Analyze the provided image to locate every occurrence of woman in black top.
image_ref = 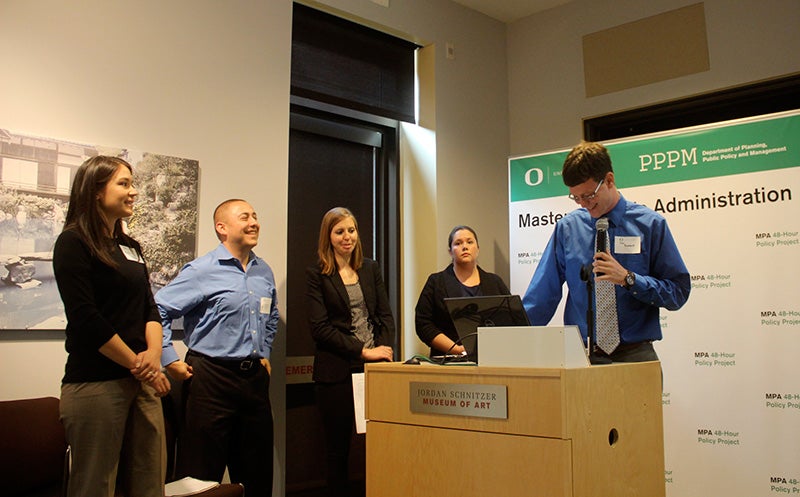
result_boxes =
[53,156,169,497]
[306,207,395,497]
[415,225,510,357]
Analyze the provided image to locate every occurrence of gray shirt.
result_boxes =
[346,282,374,349]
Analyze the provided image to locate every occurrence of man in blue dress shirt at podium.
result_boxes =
[522,141,690,362]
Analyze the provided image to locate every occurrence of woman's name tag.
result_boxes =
[120,244,145,263]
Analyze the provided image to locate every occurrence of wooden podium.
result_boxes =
[364,361,664,497]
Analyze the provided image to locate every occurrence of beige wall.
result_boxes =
[507,0,800,155]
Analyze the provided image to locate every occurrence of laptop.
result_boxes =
[443,294,531,363]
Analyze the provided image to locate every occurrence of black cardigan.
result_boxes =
[414,264,510,356]
[306,258,396,383]
[53,229,160,383]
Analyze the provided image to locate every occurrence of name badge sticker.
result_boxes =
[119,245,144,263]
[615,236,641,254]
[260,297,272,314]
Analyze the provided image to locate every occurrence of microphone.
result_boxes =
[595,217,609,253]
[595,217,609,277]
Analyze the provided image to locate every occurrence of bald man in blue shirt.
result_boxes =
[158,199,279,496]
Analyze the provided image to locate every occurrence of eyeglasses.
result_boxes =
[568,179,604,203]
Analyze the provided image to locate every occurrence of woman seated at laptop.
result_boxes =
[415,225,510,357]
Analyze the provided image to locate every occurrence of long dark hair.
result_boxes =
[317,207,364,275]
[63,155,136,268]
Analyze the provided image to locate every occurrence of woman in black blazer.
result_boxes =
[306,207,395,497]
[415,225,510,357]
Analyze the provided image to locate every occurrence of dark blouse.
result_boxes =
[414,263,510,356]
[306,258,396,383]
[53,229,159,383]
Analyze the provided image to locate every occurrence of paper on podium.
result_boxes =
[477,326,590,368]
[352,372,366,434]
[165,476,220,496]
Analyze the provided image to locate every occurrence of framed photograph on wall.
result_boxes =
[0,127,199,333]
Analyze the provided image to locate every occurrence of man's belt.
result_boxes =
[187,349,260,371]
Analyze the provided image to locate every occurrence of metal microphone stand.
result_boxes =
[581,264,611,365]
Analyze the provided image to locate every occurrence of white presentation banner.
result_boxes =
[508,110,800,497]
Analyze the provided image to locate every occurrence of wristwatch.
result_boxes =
[623,270,635,290]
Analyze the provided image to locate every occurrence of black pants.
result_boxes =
[315,380,361,497]
[179,354,273,496]
[595,340,659,362]
[594,341,663,388]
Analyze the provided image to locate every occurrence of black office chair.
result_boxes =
[0,396,67,497]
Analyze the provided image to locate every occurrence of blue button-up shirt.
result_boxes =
[157,244,280,366]
[522,195,690,344]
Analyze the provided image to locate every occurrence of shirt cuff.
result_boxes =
[161,345,180,367]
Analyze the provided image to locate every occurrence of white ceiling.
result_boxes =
[450,0,574,23]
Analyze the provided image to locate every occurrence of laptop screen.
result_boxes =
[443,295,531,363]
